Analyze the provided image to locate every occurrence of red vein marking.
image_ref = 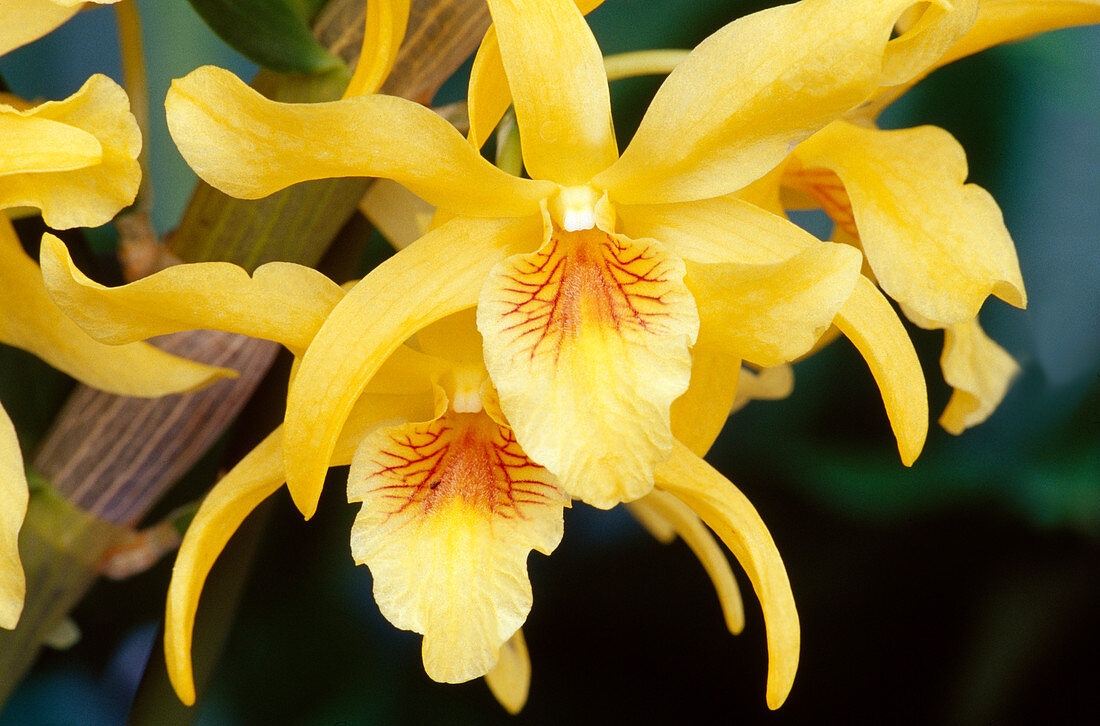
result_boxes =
[362,412,562,525]
[489,227,681,363]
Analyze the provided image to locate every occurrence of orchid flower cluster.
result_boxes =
[2,0,1097,716]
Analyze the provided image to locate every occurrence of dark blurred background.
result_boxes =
[0,1,1097,724]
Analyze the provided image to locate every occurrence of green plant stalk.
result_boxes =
[0,484,131,702]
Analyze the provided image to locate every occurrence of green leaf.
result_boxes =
[185,0,342,74]
[287,0,331,21]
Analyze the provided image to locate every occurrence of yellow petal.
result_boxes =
[593,0,933,205]
[730,364,795,415]
[833,276,928,465]
[938,0,1100,70]
[617,196,814,265]
[625,497,676,544]
[414,307,486,368]
[343,0,411,98]
[359,178,435,250]
[484,0,617,184]
[634,489,745,635]
[670,332,739,457]
[794,120,1026,324]
[165,429,285,706]
[348,410,566,683]
[0,115,100,175]
[0,75,140,228]
[687,243,864,368]
[878,0,978,86]
[0,224,231,397]
[938,317,1020,434]
[466,27,515,152]
[0,0,102,55]
[166,66,554,216]
[478,225,698,508]
[655,441,799,710]
[360,343,447,399]
[737,162,792,216]
[0,404,28,630]
[866,1,1100,114]
[284,215,542,519]
[467,0,605,150]
[165,379,435,704]
[484,629,531,715]
[40,234,344,357]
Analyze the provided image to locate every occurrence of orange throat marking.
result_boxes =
[494,226,679,362]
[786,167,860,240]
[364,412,560,521]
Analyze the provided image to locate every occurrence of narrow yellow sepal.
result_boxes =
[669,334,739,458]
[937,0,1100,71]
[165,428,285,706]
[467,0,605,150]
[358,178,434,251]
[343,0,410,98]
[0,404,28,630]
[0,74,140,229]
[484,630,532,714]
[0,224,232,398]
[833,276,929,465]
[867,1,1100,115]
[625,498,676,544]
[165,376,438,704]
[41,234,345,357]
[655,442,800,710]
[730,365,795,416]
[593,0,932,205]
[484,0,617,184]
[879,0,978,86]
[466,27,513,152]
[633,490,746,635]
[166,66,554,217]
[283,215,542,519]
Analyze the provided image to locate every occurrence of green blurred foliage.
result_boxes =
[185,0,340,73]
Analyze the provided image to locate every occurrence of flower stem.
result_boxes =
[114,0,151,214]
[603,49,689,82]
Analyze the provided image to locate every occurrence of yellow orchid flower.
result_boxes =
[0,0,121,56]
[159,0,956,522]
[871,0,1100,113]
[41,244,798,709]
[0,74,233,629]
[753,0,1099,434]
